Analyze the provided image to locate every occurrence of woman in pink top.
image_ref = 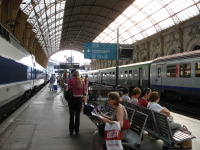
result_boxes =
[66,70,86,136]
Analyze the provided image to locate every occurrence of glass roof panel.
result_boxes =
[121,32,131,41]
[123,20,134,29]
[94,0,199,44]
[129,26,140,35]
[123,5,135,18]
[139,19,153,30]
[144,0,162,14]
[125,38,133,44]
[115,15,128,24]
[108,22,118,30]
[20,0,66,57]
[145,26,157,36]
[159,18,175,29]
[132,11,146,23]
[151,9,170,24]
[134,0,149,8]
[134,33,143,41]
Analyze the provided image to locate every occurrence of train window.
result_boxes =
[129,70,133,78]
[112,72,115,78]
[157,68,161,77]
[102,73,105,79]
[195,62,200,77]
[133,70,138,78]
[105,73,107,79]
[124,71,128,78]
[179,63,191,78]
[143,69,146,77]
[167,65,176,77]
[120,71,123,78]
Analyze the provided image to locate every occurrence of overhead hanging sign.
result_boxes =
[84,42,117,60]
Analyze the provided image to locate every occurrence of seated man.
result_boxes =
[147,91,182,132]
[121,88,130,102]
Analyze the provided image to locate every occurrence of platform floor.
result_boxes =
[0,85,199,150]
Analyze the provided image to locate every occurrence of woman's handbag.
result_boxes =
[178,125,192,148]
[104,121,123,150]
[178,139,192,148]
[83,104,95,116]
[121,119,130,130]
[64,79,73,101]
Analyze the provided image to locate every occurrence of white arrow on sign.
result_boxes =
[87,49,90,52]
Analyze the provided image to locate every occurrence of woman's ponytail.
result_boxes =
[72,71,83,89]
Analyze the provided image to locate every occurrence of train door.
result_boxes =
[97,72,100,83]
[100,72,103,84]
[138,68,143,87]
[155,65,162,86]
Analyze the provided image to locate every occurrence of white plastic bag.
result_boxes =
[104,121,123,150]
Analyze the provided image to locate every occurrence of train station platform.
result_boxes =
[0,85,199,150]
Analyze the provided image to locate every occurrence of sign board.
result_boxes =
[57,63,80,69]
[54,65,60,69]
[119,48,134,60]
[84,42,117,60]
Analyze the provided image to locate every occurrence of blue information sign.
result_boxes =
[84,42,117,60]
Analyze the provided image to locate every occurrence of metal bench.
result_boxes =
[124,106,135,123]
[122,111,148,149]
[121,102,196,150]
[140,106,159,137]
[153,111,196,150]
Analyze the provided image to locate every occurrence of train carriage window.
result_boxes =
[133,70,138,78]
[120,71,123,79]
[195,62,200,77]
[107,72,110,79]
[124,71,128,78]
[179,63,191,78]
[167,65,176,77]
[129,70,133,78]
[157,68,161,77]
[104,73,107,79]
[112,72,115,78]
[143,68,146,77]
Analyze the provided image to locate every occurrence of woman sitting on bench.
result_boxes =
[147,91,182,133]
[89,92,129,150]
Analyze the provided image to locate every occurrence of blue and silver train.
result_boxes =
[0,24,48,109]
[81,50,200,104]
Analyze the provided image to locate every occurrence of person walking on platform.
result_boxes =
[66,70,86,136]
[49,74,55,91]
[137,87,151,108]
[84,75,89,95]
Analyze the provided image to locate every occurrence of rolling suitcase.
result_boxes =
[53,85,58,91]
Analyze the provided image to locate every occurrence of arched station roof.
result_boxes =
[1,0,199,67]
[20,0,134,58]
